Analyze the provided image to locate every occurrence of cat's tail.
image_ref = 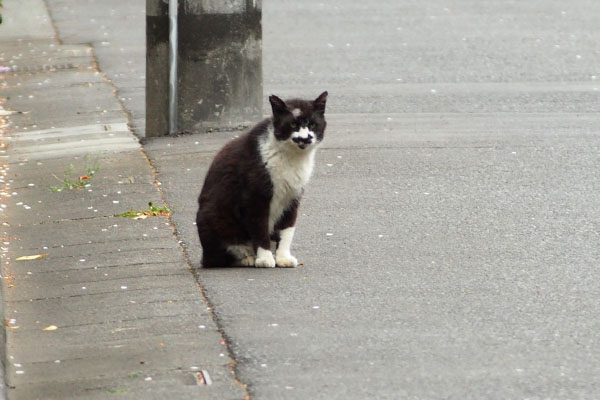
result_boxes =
[201,246,236,268]
[197,206,238,267]
[197,218,236,268]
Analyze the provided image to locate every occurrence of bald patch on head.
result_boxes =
[292,108,301,117]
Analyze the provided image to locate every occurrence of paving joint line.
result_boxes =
[25,246,179,261]
[8,285,195,302]
[13,297,187,310]
[11,313,200,332]
[15,235,176,251]
[11,272,189,285]
[42,0,66,46]
[34,215,114,225]
[10,261,183,275]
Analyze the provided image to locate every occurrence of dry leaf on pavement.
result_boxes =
[43,325,58,331]
[16,254,48,261]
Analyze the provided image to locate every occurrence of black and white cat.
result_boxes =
[196,91,328,268]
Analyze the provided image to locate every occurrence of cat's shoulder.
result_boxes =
[247,118,273,139]
[227,118,271,146]
[211,119,272,170]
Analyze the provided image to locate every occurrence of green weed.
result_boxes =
[106,387,126,394]
[116,202,172,218]
[50,155,100,192]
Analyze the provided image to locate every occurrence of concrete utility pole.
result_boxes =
[146,0,262,137]
[146,0,170,137]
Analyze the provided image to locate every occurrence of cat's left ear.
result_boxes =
[313,91,328,114]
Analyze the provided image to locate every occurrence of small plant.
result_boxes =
[106,387,126,394]
[116,202,172,219]
[50,155,100,192]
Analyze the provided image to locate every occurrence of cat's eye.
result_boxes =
[308,122,316,129]
[290,122,298,129]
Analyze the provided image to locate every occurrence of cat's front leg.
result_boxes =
[274,202,299,268]
[275,227,298,268]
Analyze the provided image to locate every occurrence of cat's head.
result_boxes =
[268,91,328,151]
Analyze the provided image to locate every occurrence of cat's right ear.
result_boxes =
[269,95,288,116]
[313,91,328,114]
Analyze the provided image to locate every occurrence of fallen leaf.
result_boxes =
[16,254,48,261]
[43,325,58,331]
[0,109,20,116]
[79,175,89,181]
[133,214,148,220]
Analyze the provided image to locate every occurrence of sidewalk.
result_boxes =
[0,1,244,398]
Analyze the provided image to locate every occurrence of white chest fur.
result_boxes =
[259,131,316,232]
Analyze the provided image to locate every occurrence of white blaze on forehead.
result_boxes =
[292,108,301,117]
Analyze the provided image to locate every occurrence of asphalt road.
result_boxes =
[47,0,600,398]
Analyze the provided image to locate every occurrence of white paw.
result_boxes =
[255,248,276,268]
[276,252,298,268]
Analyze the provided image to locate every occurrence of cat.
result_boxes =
[196,91,328,268]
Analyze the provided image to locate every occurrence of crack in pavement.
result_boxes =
[9,312,201,332]
[7,284,195,302]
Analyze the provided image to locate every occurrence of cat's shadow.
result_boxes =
[195,263,298,271]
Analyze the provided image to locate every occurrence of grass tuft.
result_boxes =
[116,202,172,218]
[50,155,100,192]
